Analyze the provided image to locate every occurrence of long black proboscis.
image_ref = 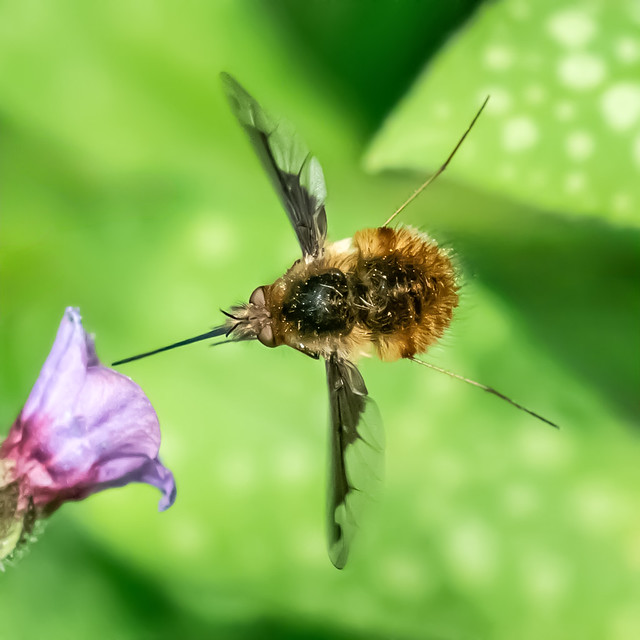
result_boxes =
[112,326,228,366]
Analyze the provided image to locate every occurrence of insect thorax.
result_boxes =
[281,270,356,336]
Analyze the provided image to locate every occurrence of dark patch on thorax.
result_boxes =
[282,269,356,336]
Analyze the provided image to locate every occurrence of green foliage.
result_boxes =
[0,1,638,639]
[366,0,640,225]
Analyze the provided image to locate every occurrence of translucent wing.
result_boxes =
[325,354,385,569]
[221,73,328,258]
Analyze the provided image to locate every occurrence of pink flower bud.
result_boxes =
[1,308,175,564]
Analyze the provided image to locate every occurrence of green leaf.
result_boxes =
[365,0,640,226]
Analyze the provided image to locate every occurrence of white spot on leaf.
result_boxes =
[564,171,586,193]
[517,427,572,468]
[547,8,596,48]
[480,87,512,115]
[615,37,640,63]
[633,134,640,171]
[274,444,312,483]
[566,130,595,161]
[484,44,514,70]
[571,481,630,534]
[558,53,606,90]
[502,116,539,151]
[521,550,570,606]
[447,519,497,585]
[600,83,640,131]
[191,214,237,265]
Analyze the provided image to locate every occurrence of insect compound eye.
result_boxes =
[257,323,275,348]
[249,286,266,306]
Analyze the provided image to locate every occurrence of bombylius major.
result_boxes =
[114,74,557,569]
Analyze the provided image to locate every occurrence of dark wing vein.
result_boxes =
[221,73,327,258]
[325,354,384,569]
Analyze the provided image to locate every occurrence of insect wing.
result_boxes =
[325,355,384,568]
[221,73,327,258]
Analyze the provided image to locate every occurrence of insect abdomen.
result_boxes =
[353,227,459,361]
[355,258,427,333]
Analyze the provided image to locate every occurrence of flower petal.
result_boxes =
[2,308,176,513]
[21,307,88,425]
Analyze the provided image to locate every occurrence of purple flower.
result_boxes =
[1,308,175,561]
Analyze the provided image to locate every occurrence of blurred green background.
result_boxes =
[1,1,639,639]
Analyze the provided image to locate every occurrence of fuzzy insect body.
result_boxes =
[234,226,458,363]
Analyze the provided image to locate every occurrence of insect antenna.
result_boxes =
[409,357,559,429]
[112,325,229,366]
[383,95,490,227]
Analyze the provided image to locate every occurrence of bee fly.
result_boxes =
[114,73,558,569]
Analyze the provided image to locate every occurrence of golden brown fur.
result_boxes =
[261,226,458,362]
[353,227,458,360]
